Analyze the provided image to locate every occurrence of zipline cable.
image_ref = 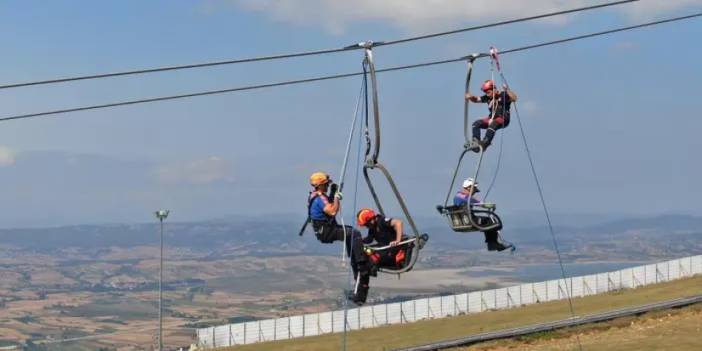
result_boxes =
[505,75,584,350]
[1,11,700,122]
[0,0,640,90]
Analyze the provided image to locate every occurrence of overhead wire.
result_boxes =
[0,0,640,91]
[1,11,700,122]
[377,0,639,47]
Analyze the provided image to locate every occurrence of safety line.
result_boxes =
[343,73,368,351]
[512,100,583,351]
[0,0,639,90]
[1,11,700,122]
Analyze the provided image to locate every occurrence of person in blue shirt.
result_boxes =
[466,80,517,152]
[454,178,511,252]
[305,171,371,305]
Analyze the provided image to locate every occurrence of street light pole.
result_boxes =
[154,209,170,351]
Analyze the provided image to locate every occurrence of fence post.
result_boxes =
[454,294,458,315]
[400,302,407,324]
[212,327,215,348]
[386,303,389,325]
[519,284,523,306]
[440,296,444,317]
[532,283,536,303]
[667,260,671,281]
[244,322,247,344]
[274,318,277,340]
[413,299,417,321]
[229,324,233,346]
[466,292,470,313]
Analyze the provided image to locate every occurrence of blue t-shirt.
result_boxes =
[453,191,479,207]
[309,192,331,220]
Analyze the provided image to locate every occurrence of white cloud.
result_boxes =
[156,156,235,185]
[0,146,16,167]
[226,0,702,34]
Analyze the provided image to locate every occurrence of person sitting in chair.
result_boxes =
[454,178,512,252]
[356,208,411,272]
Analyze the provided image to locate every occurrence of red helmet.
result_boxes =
[357,208,377,226]
[481,80,495,92]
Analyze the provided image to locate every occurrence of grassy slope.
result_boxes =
[218,275,702,351]
[458,302,702,350]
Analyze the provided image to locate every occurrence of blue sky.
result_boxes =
[0,1,700,227]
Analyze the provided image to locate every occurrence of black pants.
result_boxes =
[473,216,502,244]
[472,116,509,145]
[312,221,370,288]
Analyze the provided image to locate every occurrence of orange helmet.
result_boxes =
[357,208,377,226]
[310,172,330,187]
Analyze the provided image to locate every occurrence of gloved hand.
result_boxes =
[335,191,343,201]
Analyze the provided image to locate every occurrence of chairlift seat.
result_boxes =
[364,233,429,274]
[438,204,502,232]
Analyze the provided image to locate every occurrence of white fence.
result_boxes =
[196,255,702,348]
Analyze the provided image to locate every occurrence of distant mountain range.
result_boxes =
[0,214,699,257]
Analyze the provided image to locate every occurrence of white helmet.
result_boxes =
[462,178,478,188]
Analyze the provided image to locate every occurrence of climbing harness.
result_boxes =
[357,42,429,274]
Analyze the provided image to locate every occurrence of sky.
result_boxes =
[0,0,701,227]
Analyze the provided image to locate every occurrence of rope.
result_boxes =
[0,0,640,91]
[336,76,366,265]
[342,76,367,351]
[504,72,583,349]
[482,132,504,200]
[2,11,700,122]
[483,50,506,200]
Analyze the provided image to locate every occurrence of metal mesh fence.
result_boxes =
[197,255,702,348]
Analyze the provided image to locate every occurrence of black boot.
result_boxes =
[348,283,369,306]
[467,137,481,153]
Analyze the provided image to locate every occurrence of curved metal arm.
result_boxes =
[443,148,469,208]
[363,163,420,237]
[464,57,475,145]
[443,54,482,208]
[364,48,381,166]
[358,44,424,275]
[366,237,417,251]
